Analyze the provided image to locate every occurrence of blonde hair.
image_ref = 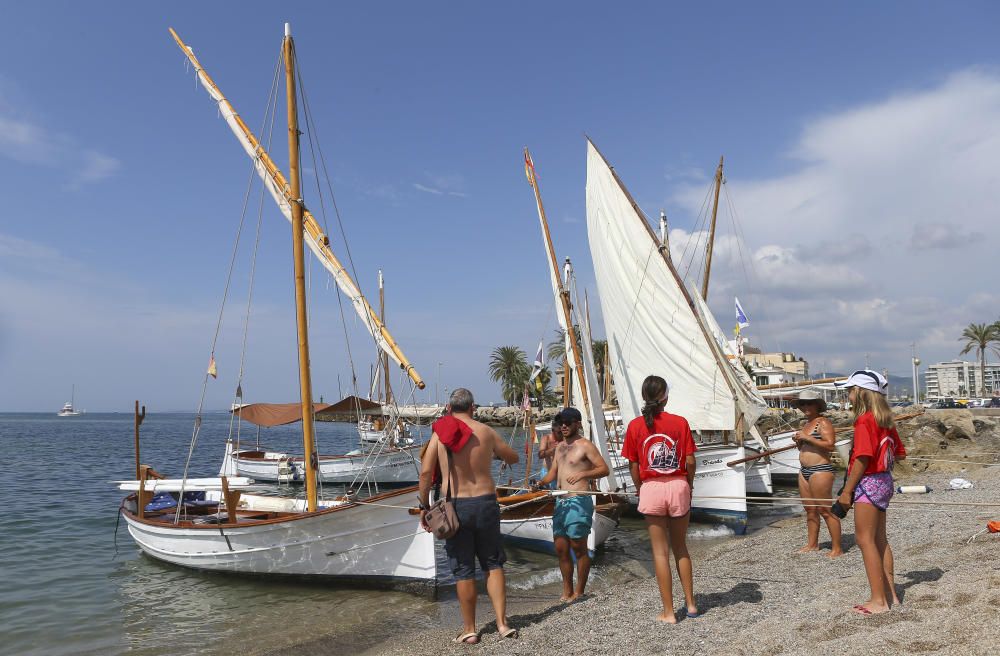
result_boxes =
[852,387,895,429]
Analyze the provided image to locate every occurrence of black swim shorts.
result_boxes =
[444,493,506,581]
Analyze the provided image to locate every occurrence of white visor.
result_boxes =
[834,369,888,394]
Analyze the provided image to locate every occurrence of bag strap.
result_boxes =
[437,438,457,501]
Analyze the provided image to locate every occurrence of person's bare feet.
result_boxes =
[560,594,579,603]
[852,603,890,615]
[827,549,844,559]
[656,611,678,624]
[797,545,820,553]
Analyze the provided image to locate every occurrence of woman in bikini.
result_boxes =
[791,389,842,557]
[834,370,907,615]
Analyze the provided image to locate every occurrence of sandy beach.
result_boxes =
[255,410,1000,656]
[359,469,999,656]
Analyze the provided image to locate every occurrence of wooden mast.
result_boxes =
[524,148,597,435]
[167,28,426,392]
[379,270,392,405]
[701,156,724,301]
[134,400,146,479]
[522,384,536,489]
[284,24,318,512]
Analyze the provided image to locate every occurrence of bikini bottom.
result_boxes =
[800,463,836,481]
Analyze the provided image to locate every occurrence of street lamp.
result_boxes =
[911,343,921,404]
[436,362,442,406]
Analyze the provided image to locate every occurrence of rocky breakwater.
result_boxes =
[473,406,561,427]
[895,408,1000,477]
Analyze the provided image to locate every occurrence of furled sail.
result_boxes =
[169,29,424,389]
[586,140,739,431]
[526,150,612,491]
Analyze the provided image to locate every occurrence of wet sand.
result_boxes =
[363,468,1000,656]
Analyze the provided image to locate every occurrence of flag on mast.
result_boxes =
[735,297,750,329]
[207,355,218,379]
[524,150,536,186]
[529,341,544,382]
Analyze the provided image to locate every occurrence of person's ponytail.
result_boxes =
[640,375,668,429]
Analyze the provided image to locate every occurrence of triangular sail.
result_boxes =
[586,140,738,431]
[169,29,424,390]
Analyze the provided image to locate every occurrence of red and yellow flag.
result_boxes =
[524,150,536,186]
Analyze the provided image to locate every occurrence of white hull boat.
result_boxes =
[497,491,622,555]
[229,443,423,485]
[122,486,435,582]
[766,430,853,484]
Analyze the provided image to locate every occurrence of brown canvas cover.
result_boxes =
[232,402,334,427]
[321,395,382,414]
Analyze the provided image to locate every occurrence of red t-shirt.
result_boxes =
[849,412,906,475]
[622,412,698,481]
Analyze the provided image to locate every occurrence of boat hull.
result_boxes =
[767,430,853,484]
[121,489,435,582]
[231,446,422,485]
[498,498,621,556]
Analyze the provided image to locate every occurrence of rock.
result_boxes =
[927,409,977,438]
[944,425,971,441]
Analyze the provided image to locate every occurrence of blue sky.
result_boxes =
[2,2,1000,411]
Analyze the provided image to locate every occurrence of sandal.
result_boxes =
[453,632,480,644]
[852,605,874,616]
[499,627,519,639]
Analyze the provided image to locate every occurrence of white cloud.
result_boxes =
[665,70,1000,376]
[0,85,119,190]
[413,182,443,195]
[413,172,468,198]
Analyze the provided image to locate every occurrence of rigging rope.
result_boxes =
[174,45,284,525]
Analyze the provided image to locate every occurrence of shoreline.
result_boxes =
[266,466,1000,656]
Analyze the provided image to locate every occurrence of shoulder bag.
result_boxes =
[424,439,460,539]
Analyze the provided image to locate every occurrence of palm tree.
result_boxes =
[489,346,530,406]
[959,322,1000,397]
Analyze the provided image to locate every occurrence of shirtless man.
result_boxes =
[418,388,519,644]
[533,407,610,602]
[536,415,563,486]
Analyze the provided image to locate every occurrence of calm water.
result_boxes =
[0,412,801,656]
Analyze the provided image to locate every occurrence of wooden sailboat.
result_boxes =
[496,150,625,555]
[585,140,771,533]
[117,25,435,582]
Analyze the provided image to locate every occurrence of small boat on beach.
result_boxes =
[496,149,628,555]
[117,24,434,584]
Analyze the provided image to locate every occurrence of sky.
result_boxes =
[2,2,1000,411]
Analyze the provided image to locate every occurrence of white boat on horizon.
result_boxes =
[57,385,83,417]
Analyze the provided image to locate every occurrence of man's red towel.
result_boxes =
[433,415,473,453]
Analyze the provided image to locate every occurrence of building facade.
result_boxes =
[925,360,1000,398]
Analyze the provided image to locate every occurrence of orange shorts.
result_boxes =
[638,477,691,517]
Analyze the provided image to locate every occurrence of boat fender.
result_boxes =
[896,485,932,494]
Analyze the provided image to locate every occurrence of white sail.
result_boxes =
[572,297,614,492]
[585,141,737,430]
[171,33,422,388]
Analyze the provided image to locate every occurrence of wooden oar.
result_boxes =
[727,409,925,467]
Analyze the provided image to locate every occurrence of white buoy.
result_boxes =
[896,485,932,494]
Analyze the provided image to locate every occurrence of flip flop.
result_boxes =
[500,627,519,639]
[686,610,702,619]
[852,605,874,616]
[453,632,480,644]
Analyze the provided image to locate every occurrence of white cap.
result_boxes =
[834,369,888,394]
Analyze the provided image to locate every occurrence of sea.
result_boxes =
[0,412,802,656]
